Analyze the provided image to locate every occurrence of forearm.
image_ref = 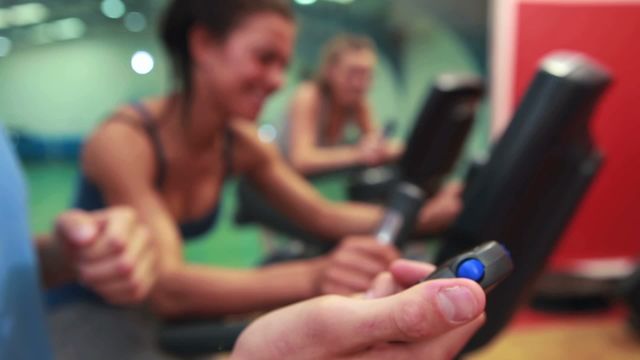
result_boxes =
[309,196,459,242]
[291,146,364,175]
[319,195,463,240]
[35,234,74,289]
[314,201,385,239]
[150,257,327,318]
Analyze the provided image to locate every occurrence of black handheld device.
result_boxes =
[422,241,514,292]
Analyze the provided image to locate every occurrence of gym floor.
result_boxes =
[26,162,639,359]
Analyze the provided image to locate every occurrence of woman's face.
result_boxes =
[199,13,295,120]
[328,48,376,107]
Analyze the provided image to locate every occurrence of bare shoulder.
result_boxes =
[82,109,155,185]
[229,120,282,174]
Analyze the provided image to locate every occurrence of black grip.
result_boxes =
[438,52,612,354]
[376,74,484,245]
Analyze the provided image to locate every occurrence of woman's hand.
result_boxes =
[55,207,157,305]
[317,236,400,295]
[357,133,386,166]
[358,134,402,166]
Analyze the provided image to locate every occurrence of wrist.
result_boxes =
[417,206,432,231]
[308,256,330,297]
[357,146,378,166]
[37,234,75,287]
[51,234,76,279]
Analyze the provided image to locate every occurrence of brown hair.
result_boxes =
[160,0,294,101]
[316,33,376,92]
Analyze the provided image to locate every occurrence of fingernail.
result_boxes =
[70,224,98,244]
[436,286,479,324]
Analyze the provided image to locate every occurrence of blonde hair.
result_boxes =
[316,34,376,92]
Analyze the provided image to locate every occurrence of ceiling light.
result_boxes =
[131,50,154,75]
[124,12,146,32]
[10,3,49,26]
[0,9,10,29]
[101,0,126,19]
[258,124,278,143]
[49,18,86,41]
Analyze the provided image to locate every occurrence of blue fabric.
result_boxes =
[73,175,222,240]
[0,124,53,360]
[45,282,104,309]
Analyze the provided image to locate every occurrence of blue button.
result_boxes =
[456,259,485,282]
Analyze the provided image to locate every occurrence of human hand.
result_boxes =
[381,139,404,161]
[233,259,485,359]
[358,134,388,166]
[55,207,156,305]
[318,236,400,295]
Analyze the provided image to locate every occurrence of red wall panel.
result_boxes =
[513,3,640,265]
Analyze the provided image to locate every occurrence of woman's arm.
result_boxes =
[236,121,389,239]
[355,100,404,163]
[354,100,378,138]
[36,207,156,304]
[153,259,326,317]
[36,233,75,288]
[288,83,372,175]
[236,121,461,240]
[83,122,328,318]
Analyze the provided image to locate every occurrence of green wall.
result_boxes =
[0,31,168,135]
[395,14,490,175]
[0,10,487,161]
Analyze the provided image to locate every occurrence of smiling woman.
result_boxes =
[159,0,295,121]
[46,0,454,357]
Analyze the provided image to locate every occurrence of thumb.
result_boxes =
[337,278,485,349]
[56,210,100,247]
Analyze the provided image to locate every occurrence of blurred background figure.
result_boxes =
[285,33,402,176]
